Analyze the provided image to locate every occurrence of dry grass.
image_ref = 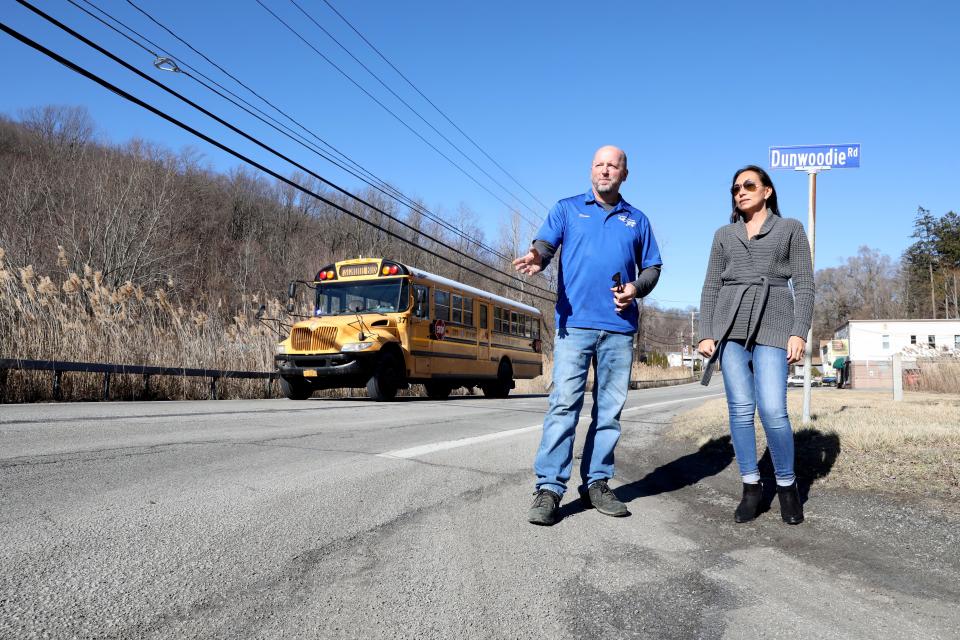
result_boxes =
[0,248,278,402]
[672,389,960,502]
[909,358,960,394]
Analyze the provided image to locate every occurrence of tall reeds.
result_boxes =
[909,357,960,394]
[0,248,277,402]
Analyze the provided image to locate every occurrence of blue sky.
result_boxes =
[2,0,959,310]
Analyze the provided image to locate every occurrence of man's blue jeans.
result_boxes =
[719,339,796,485]
[534,328,634,496]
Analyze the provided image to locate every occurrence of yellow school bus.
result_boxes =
[275,257,544,401]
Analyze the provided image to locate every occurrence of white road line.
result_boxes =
[621,392,724,414]
[377,391,724,460]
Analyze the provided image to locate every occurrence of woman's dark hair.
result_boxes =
[730,164,780,222]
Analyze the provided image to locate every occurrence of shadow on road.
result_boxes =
[559,428,841,520]
[757,428,841,507]
[617,435,736,505]
[557,436,736,519]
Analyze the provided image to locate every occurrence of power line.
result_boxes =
[286,0,545,222]
[0,12,555,306]
[76,0,536,277]
[69,0,527,274]
[317,0,551,213]
[251,0,545,230]
[53,0,555,300]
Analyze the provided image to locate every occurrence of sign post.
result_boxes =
[770,143,860,424]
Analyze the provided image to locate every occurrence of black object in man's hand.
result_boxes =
[612,272,623,293]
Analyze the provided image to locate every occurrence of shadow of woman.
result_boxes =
[757,428,841,508]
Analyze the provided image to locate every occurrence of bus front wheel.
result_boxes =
[367,351,403,401]
[280,376,314,400]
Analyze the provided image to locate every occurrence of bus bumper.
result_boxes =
[274,353,369,378]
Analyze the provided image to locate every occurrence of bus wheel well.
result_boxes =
[482,358,513,398]
[366,343,406,401]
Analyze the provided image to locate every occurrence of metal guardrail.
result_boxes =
[1,358,701,401]
[0,358,275,401]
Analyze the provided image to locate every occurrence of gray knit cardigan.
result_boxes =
[698,212,815,358]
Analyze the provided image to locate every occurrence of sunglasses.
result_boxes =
[730,180,761,196]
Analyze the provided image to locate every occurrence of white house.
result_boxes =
[834,319,960,389]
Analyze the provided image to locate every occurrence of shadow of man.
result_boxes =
[558,435,736,518]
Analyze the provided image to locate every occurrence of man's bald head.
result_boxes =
[591,145,628,203]
[593,145,627,171]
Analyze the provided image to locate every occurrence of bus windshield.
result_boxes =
[315,279,409,316]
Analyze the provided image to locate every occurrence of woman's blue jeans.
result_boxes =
[719,339,796,485]
[534,328,633,496]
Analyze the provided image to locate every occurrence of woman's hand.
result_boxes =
[698,339,716,358]
[786,336,806,364]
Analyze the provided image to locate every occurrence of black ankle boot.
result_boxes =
[777,481,804,525]
[734,482,763,523]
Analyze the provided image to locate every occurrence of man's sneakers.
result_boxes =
[528,480,629,525]
[527,488,561,526]
[579,479,629,517]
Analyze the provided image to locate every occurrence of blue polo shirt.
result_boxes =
[536,190,662,333]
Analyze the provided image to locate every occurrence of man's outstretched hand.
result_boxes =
[512,247,543,275]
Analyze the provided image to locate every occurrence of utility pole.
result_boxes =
[799,167,823,425]
[690,310,697,377]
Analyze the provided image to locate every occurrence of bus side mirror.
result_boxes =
[286,282,297,313]
[414,288,426,317]
[255,304,266,320]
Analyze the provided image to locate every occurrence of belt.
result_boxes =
[700,276,789,386]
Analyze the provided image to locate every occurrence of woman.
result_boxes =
[697,165,814,525]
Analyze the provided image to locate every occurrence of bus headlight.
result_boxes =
[276,343,287,354]
[341,342,374,352]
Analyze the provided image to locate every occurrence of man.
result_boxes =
[513,145,662,526]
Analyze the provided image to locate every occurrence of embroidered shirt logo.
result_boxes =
[618,214,637,228]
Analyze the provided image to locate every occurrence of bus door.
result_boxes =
[410,284,432,375]
[478,302,490,362]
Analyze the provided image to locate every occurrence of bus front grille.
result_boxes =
[291,326,338,351]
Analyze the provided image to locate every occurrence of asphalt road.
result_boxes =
[1,381,958,639]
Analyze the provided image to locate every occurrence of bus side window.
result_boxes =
[480,304,488,329]
[510,311,519,335]
[451,294,463,324]
[494,307,502,332]
[435,289,451,321]
[413,285,430,318]
[464,297,474,327]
